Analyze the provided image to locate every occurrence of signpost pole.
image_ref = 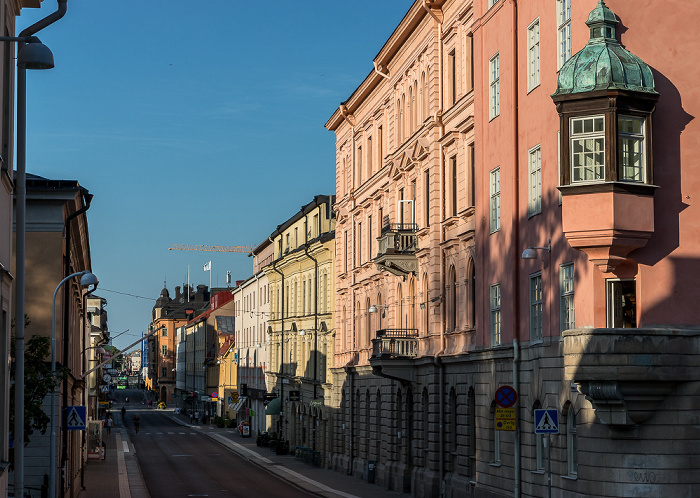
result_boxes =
[547,433,552,498]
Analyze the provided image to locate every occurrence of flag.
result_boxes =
[203,261,211,271]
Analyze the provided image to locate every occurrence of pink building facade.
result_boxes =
[327,1,700,497]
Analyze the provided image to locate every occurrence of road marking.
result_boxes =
[171,454,193,457]
[122,441,129,453]
[179,432,186,434]
[168,432,175,434]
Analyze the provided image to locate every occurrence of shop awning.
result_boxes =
[265,397,281,416]
[231,397,247,414]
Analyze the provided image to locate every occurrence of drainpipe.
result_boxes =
[14,3,67,496]
[513,339,521,498]
[271,258,285,438]
[373,61,390,80]
[62,188,92,496]
[303,244,318,403]
[507,1,521,496]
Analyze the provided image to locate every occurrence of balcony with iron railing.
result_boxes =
[374,221,419,277]
[369,328,419,383]
[371,328,419,358]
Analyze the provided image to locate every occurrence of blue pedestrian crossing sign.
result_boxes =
[66,406,87,431]
[534,409,559,434]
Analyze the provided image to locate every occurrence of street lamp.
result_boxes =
[521,240,551,260]
[6,30,60,497]
[49,271,98,498]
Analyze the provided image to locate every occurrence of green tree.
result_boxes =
[9,316,66,467]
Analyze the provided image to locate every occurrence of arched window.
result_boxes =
[397,283,404,329]
[408,87,413,132]
[567,404,578,476]
[377,293,384,330]
[423,69,430,118]
[355,301,361,350]
[421,72,427,122]
[413,80,418,130]
[365,297,372,347]
[401,94,406,142]
[396,99,402,143]
[408,279,416,329]
[449,265,458,331]
[422,274,429,335]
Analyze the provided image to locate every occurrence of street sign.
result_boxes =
[66,406,87,431]
[495,385,517,408]
[211,391,218,400]
[495,407,516,431]
[534,409,559,434]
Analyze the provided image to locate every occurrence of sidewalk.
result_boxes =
[80,410,149,498]
[170,412,407,498]
[82,408,407,498]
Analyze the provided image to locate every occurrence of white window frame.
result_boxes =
[490,167,501,233]
[527,18,540,91]
[618,115,646,182]
[489,53,500,120]
[606,279,637,328]
[560,263,575,332]
[557,0,572,69]
[528,145,541,216]
[530,272,543,341]
[570,115,605,183]
[490,283,501,346]
[488,0,498,8]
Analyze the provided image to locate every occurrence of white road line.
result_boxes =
[122,441,130,453]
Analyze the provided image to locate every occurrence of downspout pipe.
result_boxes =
[513,339,521,498]
[506,1,521,496]
[303,244,319,403]
[62,188,92,494]
[14,3,67,496]
[271,259,285,438]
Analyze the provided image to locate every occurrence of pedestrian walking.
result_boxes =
[189,412,194,424]
[195,411,200,424]
[105,416,113,437]
[133,414,140,434]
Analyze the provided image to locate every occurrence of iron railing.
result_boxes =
[372,328,419,358]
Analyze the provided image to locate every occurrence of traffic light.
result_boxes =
[240,383,248,397]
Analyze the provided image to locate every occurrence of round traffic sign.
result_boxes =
[495,385,517,408]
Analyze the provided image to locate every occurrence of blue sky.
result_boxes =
[19,1,411,351]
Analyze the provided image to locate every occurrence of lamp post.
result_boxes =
[3,32,58,497]
[49,271,98,498]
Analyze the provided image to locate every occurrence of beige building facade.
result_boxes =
[264,195,336,459]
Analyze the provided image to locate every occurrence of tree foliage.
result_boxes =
[9,316,66,467]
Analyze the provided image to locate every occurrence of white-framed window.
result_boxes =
[528,145,541,216]
[490,168,501,233]
[571,115,605,182]
[489,0,498,8]
[490,283,501,345]
[618,115,646,182]
[527,18,540,91]
[557,0,572,69]
[530,273,543,341]
[489,53,500,119]
[560,263,575,332]
[607,279,637,328]
[567,408,578,476]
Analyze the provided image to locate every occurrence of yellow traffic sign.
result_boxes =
[495,407,516,431]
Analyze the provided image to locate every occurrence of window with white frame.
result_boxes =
[527,19,540,91]
[489,53,500,119]
[489,0,498,8]
[528,145,541,216]
[530,273,543,341]
[567,408,578,475]
[557,0,572,69]
[490,168,501,232]
[490,283,501,345]
[618,116,646,182]
[571,115,605,182]
[560,263,575,332]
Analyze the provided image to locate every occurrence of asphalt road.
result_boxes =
[116,390,314,498]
